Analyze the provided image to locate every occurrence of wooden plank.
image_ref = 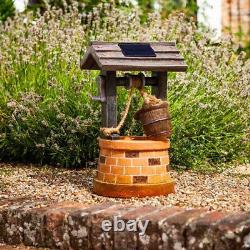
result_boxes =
[99,57,183,61]
[100,58,186,67]
[115,76,158,86]
[92,44,179,53]
[81,47,102,69]
[101,71,117,128]
[91,41,176,46]
[96,51,183,60]
[152,72,168,100]
[101,64,187,72]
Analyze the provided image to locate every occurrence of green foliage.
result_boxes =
[160,0,198,18]
[0,0,15,22]
[0,3,249,169]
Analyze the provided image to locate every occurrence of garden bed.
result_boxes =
[0,163,249,212]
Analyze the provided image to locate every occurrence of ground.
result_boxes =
[0,244,48,249]
[0,163,249,212]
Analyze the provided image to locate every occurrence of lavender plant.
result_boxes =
[0,3,249,169]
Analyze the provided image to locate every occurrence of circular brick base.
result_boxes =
[94,136,175,198]
[93,179,175,198]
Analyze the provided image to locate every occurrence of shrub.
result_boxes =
[0,3,249,169]
[0,0,15,22]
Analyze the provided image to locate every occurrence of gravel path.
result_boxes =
[0,243,48,249]
[0,163,249,212]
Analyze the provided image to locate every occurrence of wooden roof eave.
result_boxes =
[80,41,188,72]
[80,46,103,70]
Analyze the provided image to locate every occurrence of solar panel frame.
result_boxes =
[118,43,156,57]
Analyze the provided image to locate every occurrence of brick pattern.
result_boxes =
[96,148,171,185]
[0,199,249,250]
[222,0,250,45]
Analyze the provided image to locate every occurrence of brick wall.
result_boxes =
[222,0,250,45]
[1,198,250,249]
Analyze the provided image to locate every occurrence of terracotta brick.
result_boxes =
[116,175,132,184]
[100,148,111,157]
[117,158,131,166]
[96,171,104,181]
[125,151,139,158]
[104,173,116,183]
[139,151,154,158]
[154,150,168,157]
[111,165,124,175]
[161,174,172,183]
[133,176,148,184]
[132,158,148,166]
[141,166,156,175]
[148,175,162,184]
[106,157,117,165]
[161,156,169,165]
[124,166,141,175]
[111,150,125,157]
[155,165,166,174]
[99,164,110,173]
[148,158,161,165]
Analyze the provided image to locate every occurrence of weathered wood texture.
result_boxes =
[101,71,117,127]
[116,76,157,87]
[152,72,168,100]
[81,42,187,72]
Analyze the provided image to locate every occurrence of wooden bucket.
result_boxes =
[134,102,172,139]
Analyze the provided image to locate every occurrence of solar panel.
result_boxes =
[118,43,156,57]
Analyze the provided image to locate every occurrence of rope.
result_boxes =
[100,87,134,137]
[100,86,166,137]
[140,88,166,108]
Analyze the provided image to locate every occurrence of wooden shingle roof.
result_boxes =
[80,41,187,72]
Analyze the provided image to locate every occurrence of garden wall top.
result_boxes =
[80,41,188,72]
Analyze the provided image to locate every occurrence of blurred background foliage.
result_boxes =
[23,0,199,20]
[0,0,249,170]
[0,0,15,22]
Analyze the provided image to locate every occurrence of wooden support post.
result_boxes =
[101,71,117,128]
[151,72,168,100]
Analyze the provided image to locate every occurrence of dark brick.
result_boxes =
[0,198,32,243]
[15,201,84,248]
[166,165,170,172]
[89,204,135,250]
[1,199,250,250]
[138,207,184,250]
[125,151,139,158]
[236,219,250,249]
[213,212,250,250]
[4,200,41,245]
[161,208,208,250]
[148,158,160,165]
[186,211,229,250]
[114,206,156,250]
[0,200,15,243]
[133,176,148,184]
[99,156,106,164]
[65,203,115,250]
[21,206,49,247]
[44,204,87,249]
